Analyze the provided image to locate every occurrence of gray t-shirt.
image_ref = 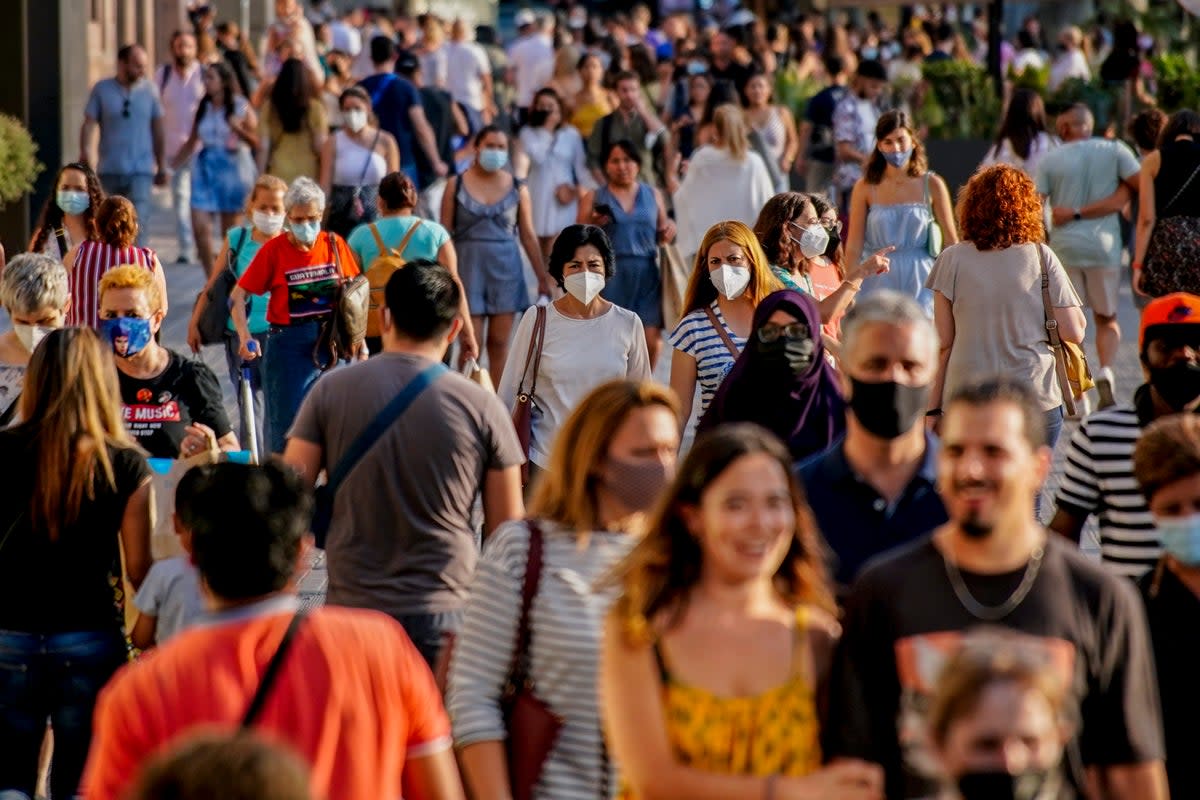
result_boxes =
[1034,138,1140,269]
[289,352,524,617]
[132,556,204,645]
[84,77,164,176]
[926,242,1081,411]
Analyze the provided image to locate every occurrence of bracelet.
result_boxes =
[1132,262,1143,272]
[763,774,778,800]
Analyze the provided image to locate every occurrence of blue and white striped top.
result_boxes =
[668,301,747,421]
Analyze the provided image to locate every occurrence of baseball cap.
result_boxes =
[514,9,536,28]
[1140,292,1200,350]
[395,49,420,75]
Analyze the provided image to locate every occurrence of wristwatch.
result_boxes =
[1072,209,1082,221]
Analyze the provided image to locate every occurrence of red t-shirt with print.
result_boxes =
[237,232,360,327]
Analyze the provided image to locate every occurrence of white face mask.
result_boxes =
[564,271,606,304]
[252,210,285,236]
[709,263,751,300]
[344,109,368,132]
[12,323,53,354]
[795,224,830,260]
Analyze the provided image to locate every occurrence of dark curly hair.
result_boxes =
[96,196,140,248]
[29,163,105,254]
[957,164,1044,251]
[752,192,812,268]
[864,109,928,184]
[547,224,615,289]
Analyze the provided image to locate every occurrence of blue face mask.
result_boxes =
[289,220,321,246]
[57,189,90,216]
[1157,514,1200,566]
[860,46,879,61]
[686,60,709,75]
[478,148,509,172]
[882,147,913,168]
[99,316,153,358]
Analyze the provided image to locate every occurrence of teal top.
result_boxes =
[225,227,269,335]
[346,215,452,270]
[772,264,814,295]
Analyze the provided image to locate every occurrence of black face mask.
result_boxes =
[957,769,1055,800]
[1149,362,1200,411]
[823,228,841,259]
[848,377,930,439]
[528,108,551,127]
[756,334,816,375]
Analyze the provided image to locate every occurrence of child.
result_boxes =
[130,466,210,649]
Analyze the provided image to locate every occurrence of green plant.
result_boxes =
[918,60,1001,139]
[774,64,824,120]
[1152,52,1200,112]
[1046,77,1121,132]
[1009,63,1049,94]
[0,114,42,209]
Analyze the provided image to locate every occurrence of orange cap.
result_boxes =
[1140,293,1200,350]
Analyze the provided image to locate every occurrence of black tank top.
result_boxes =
[1154,139,1200,218]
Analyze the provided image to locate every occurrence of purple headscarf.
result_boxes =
[698,290,846,461]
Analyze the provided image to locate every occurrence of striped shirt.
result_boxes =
[668,301,746,423]
[1055,403,1161,577]
[68,241,158,329]
[446,520,633,800]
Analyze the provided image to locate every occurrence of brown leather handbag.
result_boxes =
[511,306,548,485]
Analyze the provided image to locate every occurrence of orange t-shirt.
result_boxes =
[237,232,360,327]
[82,603,450,800]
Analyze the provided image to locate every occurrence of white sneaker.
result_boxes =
[1096,366,1117,410]
[1072,392,1092,419]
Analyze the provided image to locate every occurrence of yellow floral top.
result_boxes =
[621,608,822,798]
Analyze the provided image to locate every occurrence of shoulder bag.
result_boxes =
[924,172,944,258]
[512,306,548,486]
[1141,157,1200,297]
[1038,244,1094,418]
[241,609,308,728]
[310,361,448,547]
[195,227,250,345]
[316,232,370,369]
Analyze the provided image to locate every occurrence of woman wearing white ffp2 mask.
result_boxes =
[0,253,70,426]
[496,224,651,487]
[667,220,782,433]
[319,86,400,238]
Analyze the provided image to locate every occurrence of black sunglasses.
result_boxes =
[122,98,131,118]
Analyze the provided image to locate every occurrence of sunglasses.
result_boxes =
[122,98,131,118]
[758,322,810,343]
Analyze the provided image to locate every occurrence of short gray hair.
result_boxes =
[0,253,69,315]
[284,176,325,213]
[840,290,938,360]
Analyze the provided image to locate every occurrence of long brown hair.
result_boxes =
[530,380,680,533]
[29,163,105,253]
[681,220,782,315]
[609,423,834,645]
[19,328,137,541]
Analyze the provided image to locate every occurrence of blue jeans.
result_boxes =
[1036,406,1066,520]
[264,321,324,455]
[170,165,195,259]
[224,330,269,457]
[99,173,154,246]
[0,629,127,798]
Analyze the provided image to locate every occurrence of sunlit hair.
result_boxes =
[96,196,139,248]
[19,328,136,542]
[681,220,782,314]
[753,192,813,268]
[1134,413,1200,502]
[246,174,288,214]
[957,164,1044,251]
[530,380,680,534]
[0,253,69,316]
[712,103,750,161]
[99,264,163,313]
[926,628,1073,750]
[864,109,928,184]
[609,423,834,645]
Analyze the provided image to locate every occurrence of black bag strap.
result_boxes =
[1163,159,1200,216]
[54,228,69,258]
[506,520,546,688]
[241,609,308,728]
[324,361,448,497]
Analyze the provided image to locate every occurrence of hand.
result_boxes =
[850,245,896,282]
[665,175,680,195]
[1133,267,1148,297]
[779,760,884,800]
[459,327,480,365]
[536,273,552,297]
[658,218,677,244]
[1051,206,1073,226]
[590,211,613,227]
[187,322,203,354]
[433,159,450,178]
[238,336,259,361]
[794,157,807,174]
[154,169,169,187]
[554,183,576,206]
[179,422,219,460]
[353,340,370,361]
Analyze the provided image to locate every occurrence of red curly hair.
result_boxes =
[957,164,1045,251]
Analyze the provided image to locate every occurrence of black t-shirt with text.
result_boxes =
[828,534,1164,800]
[117,350,232,459]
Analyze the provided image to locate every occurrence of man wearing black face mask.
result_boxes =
[828,377,1167,800]
[797,291,947,591]
[1051,292,1200,578]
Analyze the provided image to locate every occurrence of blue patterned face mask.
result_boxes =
[99,316,153,358]
[1157,514,1200,566]
[882,148,913,168]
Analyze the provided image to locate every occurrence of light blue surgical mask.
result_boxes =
[57,189,90,216]
[882,147,913,169]
[289,220,321,246]
[478,148,509,172]
[1157,513,1200,566]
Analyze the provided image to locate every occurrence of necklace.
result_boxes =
[942,539,1045,621]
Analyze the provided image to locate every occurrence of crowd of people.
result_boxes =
[2,0,1200,798]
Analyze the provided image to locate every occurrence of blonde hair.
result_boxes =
[530,380,679,533]
[247,174,287,211]
[99,264,162,313]
[712,104,749,160]
[681,220,782,315]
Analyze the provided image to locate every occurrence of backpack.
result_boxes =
[365,220,423,338]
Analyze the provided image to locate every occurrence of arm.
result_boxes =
[654,188,676,243]
[383,132,400,173]
[129,612,157,651]
[409,105,448,177]
[401,751,468,800]
[929,290,956,413]
[668,351,698,431]
[1052,182,1134,226]
[436,240,477,363]
[515,185,549,295]
[318,135,335,198]
[151,255,169,319]
[450,101,470,138]
[152,116,166,180]
[229,285,257,360]
[1133,152,1160,274]
[256,112,271,173]
[494,311,534,412]
[1092,763,1168,800]
[1054,304,1087,344]
[780,106,800,172]
[439,176,458,230]
[795,119,813,172]
[119,479,152,589]
[80,117,99,167]
[930,174,958,246]
[282,437,324,487]
[1048,507,1088,545]
[481,466,523,539]
[232,104,260,151]
[170,131,200,171]
[844,181,869,265]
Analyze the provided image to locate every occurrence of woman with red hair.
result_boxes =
[925,164,1086,449]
